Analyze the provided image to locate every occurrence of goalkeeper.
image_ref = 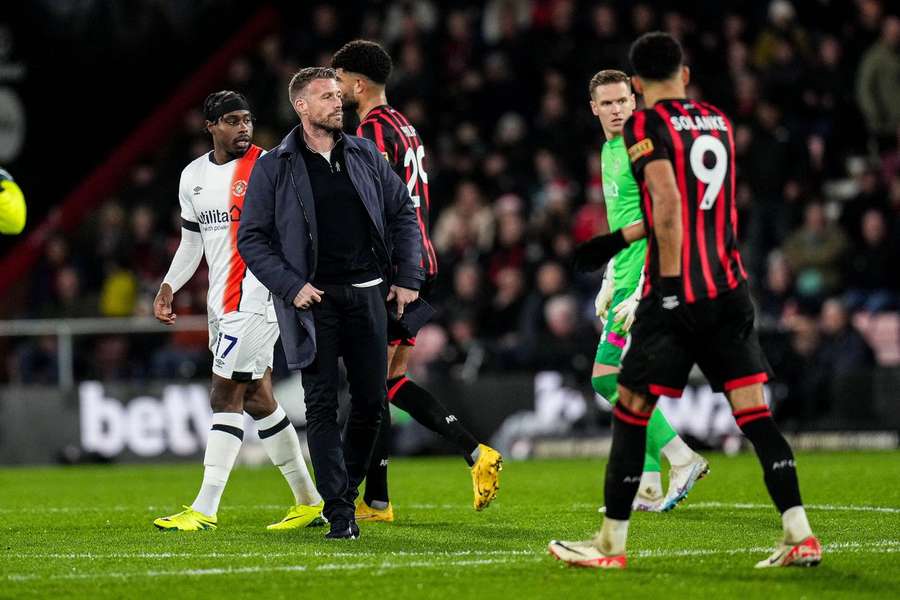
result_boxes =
[587,70,707,512]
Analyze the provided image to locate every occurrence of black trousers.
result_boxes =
[301,282,388,523]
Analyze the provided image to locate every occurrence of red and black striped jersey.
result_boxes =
[357,105,438,279]
[623,98,747,303]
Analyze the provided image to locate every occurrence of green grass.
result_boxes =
[1,451,899,599]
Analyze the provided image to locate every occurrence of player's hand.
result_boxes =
[658,276,695,335]
[387,285,418,318]
[293,283,324,310]
[573,230,628,272]
[153,283,176,325]
[612,293,639,332]
[594,258,615,322]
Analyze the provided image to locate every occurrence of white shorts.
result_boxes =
[208,310,279,381]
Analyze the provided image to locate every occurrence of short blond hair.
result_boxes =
[589,69,631,96]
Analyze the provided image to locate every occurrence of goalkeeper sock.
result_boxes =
[363,402,392,505]
[388,375,479,466]
[192,412,243,516]
[735,406,804,515]
[255,404,321,506]
[593,373,665,474]
[604,402,651,520]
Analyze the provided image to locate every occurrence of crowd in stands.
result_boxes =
[7,1,900,426]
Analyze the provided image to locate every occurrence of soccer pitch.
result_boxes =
[2,452,898,599]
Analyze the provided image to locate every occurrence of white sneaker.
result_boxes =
[632,482,664,512]
[660,453,709,512]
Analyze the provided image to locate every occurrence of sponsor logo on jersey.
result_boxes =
[400,125,417,138]
[603,181,619,198]
[193,186,203,195]
[627,139,654,162]
[197,208,239,232]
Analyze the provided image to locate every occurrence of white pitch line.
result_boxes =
[591,501,900,514]
[7,549,538,560]
[2,501,898,514]
[4,539,899,583]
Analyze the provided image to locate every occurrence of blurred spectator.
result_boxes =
[856,16,900,152]
[817,297,875,378]
[433,180,495,257]
[782,202,849,300]
[757,250,797,326]
[844,209,899,312]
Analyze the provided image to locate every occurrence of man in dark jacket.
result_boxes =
[238,67,424,539]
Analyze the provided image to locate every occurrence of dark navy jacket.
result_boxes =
[238,126,424,370]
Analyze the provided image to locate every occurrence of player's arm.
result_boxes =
[155,174,204,325]
[643,160,681,276]
[573,218,646,272]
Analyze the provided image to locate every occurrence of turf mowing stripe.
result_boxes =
[5,540,898,582]
[8,550,539,560]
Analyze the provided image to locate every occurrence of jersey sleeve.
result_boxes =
[357,119,399,169]
[623,110,670,179]
[177,169,200,232]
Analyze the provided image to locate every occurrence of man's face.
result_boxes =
[295,78,344,131]
[590,81,635,138]
[207,109,253,157]
[334,68,360,110]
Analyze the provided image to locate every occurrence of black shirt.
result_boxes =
[299,134,381,285]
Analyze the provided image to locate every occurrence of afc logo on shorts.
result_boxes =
[232,179,248,197]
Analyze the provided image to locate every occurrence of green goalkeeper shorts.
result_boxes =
[594,288,632,368]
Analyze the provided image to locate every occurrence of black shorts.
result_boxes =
[619,282,773,397]
[387,278,434,347]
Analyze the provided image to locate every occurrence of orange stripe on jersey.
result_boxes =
[223,144,263,314]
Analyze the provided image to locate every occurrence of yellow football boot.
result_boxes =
[267,502,326,530]
[153,506,217,531]
[471,444,503,511]
[355,499,395,522]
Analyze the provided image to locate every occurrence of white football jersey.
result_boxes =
[178,145,270,320]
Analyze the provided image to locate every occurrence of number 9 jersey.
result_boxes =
[623,99,747,304]
[357,105,438,281]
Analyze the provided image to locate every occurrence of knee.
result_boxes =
[209,380,242,413]
[592,374,618,403]
[618,384,655,414]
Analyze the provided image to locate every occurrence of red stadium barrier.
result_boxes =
[0,5,279,293]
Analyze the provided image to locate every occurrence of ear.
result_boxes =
[631,76,644,96]
[628,93,636,109]
[205,120,215,135]
[589,99,599,117]
[681,66,691,86]
[294,96,305,115]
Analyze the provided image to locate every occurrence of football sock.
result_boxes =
[604,402,651,521]
[782,506,813,543]
[255,404,321,506]
[735,406,804,515]
[363,402,392,505]
[192,412,244,516]
[596,517,630,556]
[661,435,694,467]
[638,470,662,496]
[387,375,479,466]
[593,374,666,473]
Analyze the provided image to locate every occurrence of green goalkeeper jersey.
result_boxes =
[601,135,647,292]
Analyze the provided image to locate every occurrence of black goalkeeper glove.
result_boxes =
[658,276,696,335]
[572,230,628,272]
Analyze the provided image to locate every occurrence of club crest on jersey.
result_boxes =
[232,179,248,197]
[627,139,654,162]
